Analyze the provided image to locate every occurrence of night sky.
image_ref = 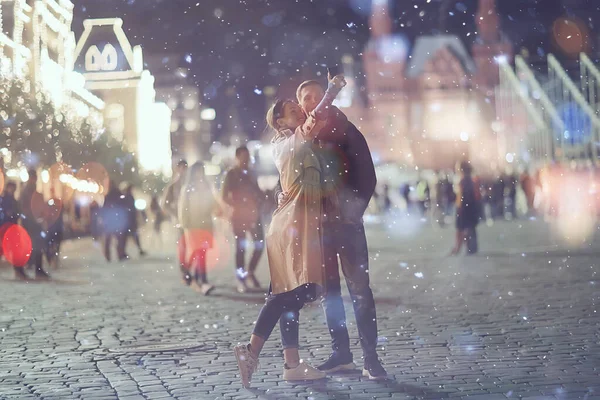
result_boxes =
[73,0,599,140]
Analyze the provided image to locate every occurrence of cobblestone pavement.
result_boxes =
[1,217,599,400]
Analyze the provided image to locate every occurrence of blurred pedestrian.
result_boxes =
[44,189,64,269]
[150,195,166,247]
[401,183,411,214]
[450,161,481,256]
[0,181,26,280]
[381,184,391,214]
[520,170,535,215]
[161,160,190,284]
[178,162,218,295]
[90,200,100,241]
[0,181,19,225]
[102,180,127,262]
[505,173,518,219]
[222,146,265,292]
[123,183,146,257]
[416,178,430,218]
[491,176,505,219]
[19,170,51,279]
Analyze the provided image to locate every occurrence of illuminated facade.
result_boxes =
[73,18,172,177]
[145,53,213,168]
[342,0,512,172]
[0,0,104,126]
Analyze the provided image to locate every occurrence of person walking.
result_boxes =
[450,161,481,255]
[161,160,189,283]
[416,178,430,218]
[90,200,101,241]
[123,183,146,257]
[101,181,127,262]
[150,195,166,247]
[178,162,218,295]
[44,189,64,269]
[275,77,387,380]
[520,170,536,215]
[221,146,265,292]
[0,181,26,279]
[401,183,411,215]
[233,75,346,388]
[19,170,51,279]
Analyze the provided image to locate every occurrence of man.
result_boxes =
[222,146,264,293]
[161,160,190,283]
[19,170,51,280]
[44,188,64,269]
[276,78,386,379]
[123,183,146,257]
[0,181,26,279]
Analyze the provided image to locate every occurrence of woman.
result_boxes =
[101,181,128,262]
[233,75,345,388]
[178,161,218,295]
[451,161,481,255]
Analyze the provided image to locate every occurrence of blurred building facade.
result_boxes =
[0,0,104,128]
[144,53,214,169]
[341,0,513,173]
[73,18,172,177]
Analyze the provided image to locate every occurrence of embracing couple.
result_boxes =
[234,73,386,387]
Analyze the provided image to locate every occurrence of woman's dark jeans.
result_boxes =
[252,283,317,349]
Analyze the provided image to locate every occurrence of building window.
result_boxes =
[170,120,180,133]
[167,98,178,111]
[183,97,196,110]
[184,119,197,131]
[106,104,125,141]
[1,1,15,39]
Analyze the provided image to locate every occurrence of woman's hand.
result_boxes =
[277,191,289,207]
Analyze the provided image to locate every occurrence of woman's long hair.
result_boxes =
[184,161,207,188]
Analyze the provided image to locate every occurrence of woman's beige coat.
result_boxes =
[266,119,327,295]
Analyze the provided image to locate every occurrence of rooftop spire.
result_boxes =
[476,0,500,43]
[370,0,392,39]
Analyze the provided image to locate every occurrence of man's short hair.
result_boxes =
[177,159,188,168]
[27,169,37,178]
[296,80,323,102]
[235,146,249,158]
[5,181,16,189]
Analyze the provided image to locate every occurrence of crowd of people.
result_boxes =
[0,170,62,280]
[0,169,153,280]
[378,164,596,223]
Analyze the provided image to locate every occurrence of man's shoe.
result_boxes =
[317,352,356,373]
[234,343,259,388]
[362,357,387,380]
[283,361,327,381]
